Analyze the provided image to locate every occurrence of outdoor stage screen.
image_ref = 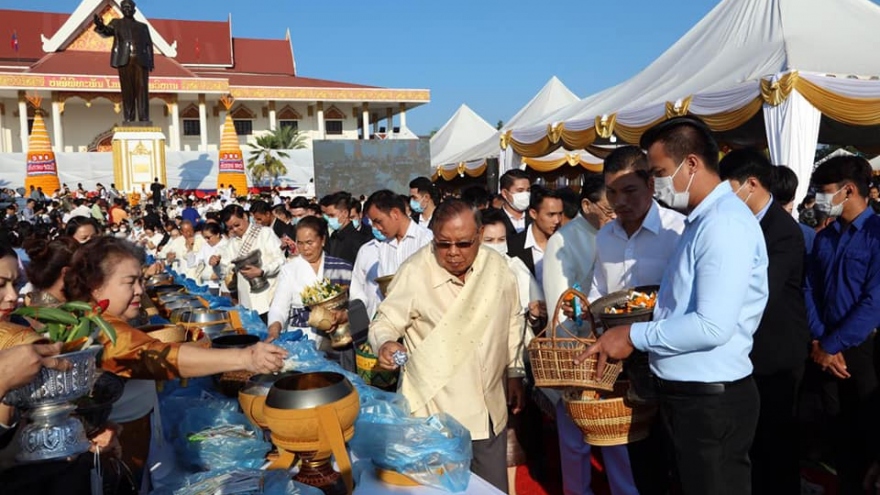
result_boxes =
[312,138,431,197]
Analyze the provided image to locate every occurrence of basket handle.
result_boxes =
[535,288,597,342]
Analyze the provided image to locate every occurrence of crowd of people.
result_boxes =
[0,116,879,495]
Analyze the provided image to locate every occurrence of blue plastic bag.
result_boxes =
[349,412,473,492]
[175,403,270,471]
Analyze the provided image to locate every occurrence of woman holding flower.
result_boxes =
[267,216,352,345]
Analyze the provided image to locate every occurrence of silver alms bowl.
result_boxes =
[3,345,102,409]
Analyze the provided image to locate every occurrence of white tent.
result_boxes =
[437,76,606,179]
[505,0,880,205]
[429,104,496,169]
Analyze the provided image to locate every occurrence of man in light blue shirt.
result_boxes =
[578,117,768,495]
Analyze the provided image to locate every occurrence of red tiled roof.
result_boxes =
[150,18,232,66]
[0,9,68,62]
[228,38,294,76]
[28,51,199,79]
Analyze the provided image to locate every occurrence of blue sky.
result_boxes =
[7,1,878,135]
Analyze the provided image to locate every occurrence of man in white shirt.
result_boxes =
[211,204,284,320]
[354,190,433,318]
[588,146,685,495]
[541,174,620,495]
[191,222,227,288]
[163,220,205,273]
[68,199,92,220]
[498,169,532,238]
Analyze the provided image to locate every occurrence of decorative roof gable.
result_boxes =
[41,0,178,57]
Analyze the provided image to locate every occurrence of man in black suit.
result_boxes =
[321,191,370,264]
[507,185,563,279]
[498,169,532,239]
[149,177,164,208]
[720,149,809,495]
[94,0,154,123]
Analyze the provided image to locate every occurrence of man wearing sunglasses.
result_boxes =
[369,199,525,493]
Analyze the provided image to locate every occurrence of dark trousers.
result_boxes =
[628,413,673,495]
[472,421,508,493]
[118,59,150,123]
[814,335,879,495]
[660,376,759,495]
[751,367,803,495]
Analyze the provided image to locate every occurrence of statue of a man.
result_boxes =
[94,0,154,123]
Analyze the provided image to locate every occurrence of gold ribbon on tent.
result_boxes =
[522,152,603,173]
[796,77,880,126]
[595,114,617,139]
[761,72,798,106]
[432,161,488,181]
[665,96,693,118]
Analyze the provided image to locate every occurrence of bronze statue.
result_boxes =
[94,0,154,124]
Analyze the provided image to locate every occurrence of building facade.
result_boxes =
[0,0,430,154]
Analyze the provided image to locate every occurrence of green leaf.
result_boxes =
[90,316,117,346]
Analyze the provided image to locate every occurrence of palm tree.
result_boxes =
[246,126,308,186]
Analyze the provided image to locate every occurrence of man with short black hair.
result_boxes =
[720,149,809,495]
[150,177,164,208]
[498,169,532,238]
[251,199,296,244]
[408,177,439,228]
[805,155,880,494]
[507,185,562,283]
[580,117,768,495]
[321,192,369,264]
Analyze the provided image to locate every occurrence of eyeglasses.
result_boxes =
[433,238,478,250]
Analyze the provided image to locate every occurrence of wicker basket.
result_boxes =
[562,381,658,446]
[527,289,622,391]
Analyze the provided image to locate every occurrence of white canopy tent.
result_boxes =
[429,104,496,171]
[505,0,880,206]
[438,76,607,179]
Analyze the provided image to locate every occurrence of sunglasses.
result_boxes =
[433,238,478,250]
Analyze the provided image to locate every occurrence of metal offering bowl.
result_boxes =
[177,308,229,324]
[74,372,125,437]
[199,323,236,340]
[145,273,174,288]
[231,250,269,294]
[150,284,185,296]
[4,345,102,408]
[14,404,91,463]
[211,334,260,349]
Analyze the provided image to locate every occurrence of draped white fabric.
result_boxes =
[763,89,822,208]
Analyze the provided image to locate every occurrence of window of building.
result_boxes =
[27,119,34,134]
[279,120,299,132]
[182,119,201,136]
[234,120,253,136]
[325,120,343,135]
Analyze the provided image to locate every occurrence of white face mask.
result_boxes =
[734,181,753,208]
[815,188,846,217]
[509,191,530,212]
[484,242,508,256]
[653,159,694,212]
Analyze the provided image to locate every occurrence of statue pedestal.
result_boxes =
[112,127,167,193]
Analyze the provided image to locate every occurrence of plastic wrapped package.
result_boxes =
[174,401,270,471]
[349,412,473,492]
[149,467,324,495]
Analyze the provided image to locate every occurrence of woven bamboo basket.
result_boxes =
[527,288,622,391]
[562,382,658,446]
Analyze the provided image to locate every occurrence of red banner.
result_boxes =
[219,157,244,172]
[27,159,57,176]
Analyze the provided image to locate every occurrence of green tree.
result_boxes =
[496,120,504,130]
[246,126,308,186]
